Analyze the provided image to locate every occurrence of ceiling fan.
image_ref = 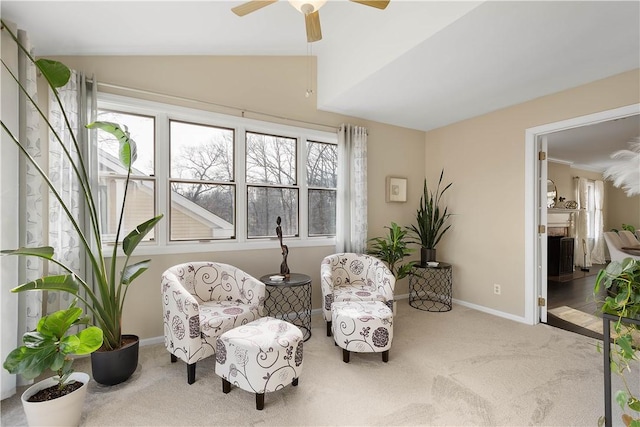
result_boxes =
[231,0,390,43]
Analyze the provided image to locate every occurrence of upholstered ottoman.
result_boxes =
[331,300,393,363]
[215,317,303,410]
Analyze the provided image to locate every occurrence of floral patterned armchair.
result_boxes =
[161,262,265,384]
[321,253,395,337]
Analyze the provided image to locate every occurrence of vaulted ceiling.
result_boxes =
[2,0,639,170]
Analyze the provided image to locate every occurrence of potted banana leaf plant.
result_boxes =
[3,299,103,427]
[407,169,453,265]
[1,21,163,386]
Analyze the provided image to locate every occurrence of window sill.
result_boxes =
[102,236,337,258]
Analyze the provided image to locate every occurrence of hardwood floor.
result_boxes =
[546,263,608,340]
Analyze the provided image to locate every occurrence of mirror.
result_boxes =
[547,179,557,208]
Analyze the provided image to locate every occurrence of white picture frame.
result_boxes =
[386,176,407,203]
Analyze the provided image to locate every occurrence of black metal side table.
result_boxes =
[409,263,452,312]
[259,273,312,341]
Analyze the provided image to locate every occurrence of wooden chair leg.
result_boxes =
[382,350,389,363]
[187,362,196,385]
[292,377,299,386]
[342,349,350,363]
[170,354,177,363]
[256,393,265,410]
[222,378,231,394]
[326,321,332,337]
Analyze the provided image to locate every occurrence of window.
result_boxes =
[246,131,298,238]
[307,140,337,236]
[585,181,596,238]
[96,94,338,253]
[96,110,156,243]
[169,120,235,241]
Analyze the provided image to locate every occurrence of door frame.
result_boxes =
[524,103,639,325]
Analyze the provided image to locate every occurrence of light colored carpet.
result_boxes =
[1,301,635,426]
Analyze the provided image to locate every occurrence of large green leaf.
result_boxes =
[86,121,137,168]
[11,274,80,295]
[74,327,104,354]
[0,246,54,259]
[40,306,83,339]
[122,215,164,256]
[122,259,151,285]
[35,59,70,88]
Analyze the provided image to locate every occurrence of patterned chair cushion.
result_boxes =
[215,317,303,394]
[332,300,393,353]
[321,253,395,322]
[162,262,265,366]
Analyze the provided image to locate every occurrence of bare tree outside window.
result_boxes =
[169,120,235,240]
[307,141,337,236]
[246,132,298,238]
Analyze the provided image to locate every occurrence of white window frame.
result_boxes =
[97,93,339,257]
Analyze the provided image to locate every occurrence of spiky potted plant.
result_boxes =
[1,21,163,386]
[407,169,453,265]
[3,300,103,427]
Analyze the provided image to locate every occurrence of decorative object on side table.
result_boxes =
[1,23,163,386]
[593,258,640,427]
[3,299,103,427]
[407,169,453,266]
[276,216,290,278]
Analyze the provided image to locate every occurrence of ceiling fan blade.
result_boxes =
[349,0,390,10]
[305,10,322,42]
[231,0,278,17]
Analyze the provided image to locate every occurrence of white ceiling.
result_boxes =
[2,0,639,171]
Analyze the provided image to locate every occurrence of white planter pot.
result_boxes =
[21,372,90,427]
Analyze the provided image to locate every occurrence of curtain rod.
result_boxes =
[90,80,339,132]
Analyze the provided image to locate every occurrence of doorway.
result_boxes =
[524,103,640,327]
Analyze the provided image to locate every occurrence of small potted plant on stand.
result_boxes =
[1,21,163,386]
[407,169,453,266]
[3,299,103,427]
[593,258,640,426]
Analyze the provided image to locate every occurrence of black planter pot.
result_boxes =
[420,247,437,266]
[91,334,139,386]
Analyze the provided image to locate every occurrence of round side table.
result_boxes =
[259,273,312,341]
[408,263,452,312]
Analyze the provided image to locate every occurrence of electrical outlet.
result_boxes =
[493,284,501,295]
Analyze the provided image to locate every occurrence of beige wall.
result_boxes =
[53,55,426,340]
[424,69,640,317]
[605,182,640,232]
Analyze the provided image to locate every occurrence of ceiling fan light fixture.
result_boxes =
[289,0,327,15]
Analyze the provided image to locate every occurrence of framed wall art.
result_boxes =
[386,176,407,203]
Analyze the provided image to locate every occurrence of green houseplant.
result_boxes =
[594,258,640,427]
[3,299,103,426]
[367,222,414,280]
[1,21,163,385]
[407,169,453,265]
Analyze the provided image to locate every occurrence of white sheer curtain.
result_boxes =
[337,124,367,253]
[575,177,589,268]
[18,30,44,334]
[590,180,605,264]
[46,72,82,312]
